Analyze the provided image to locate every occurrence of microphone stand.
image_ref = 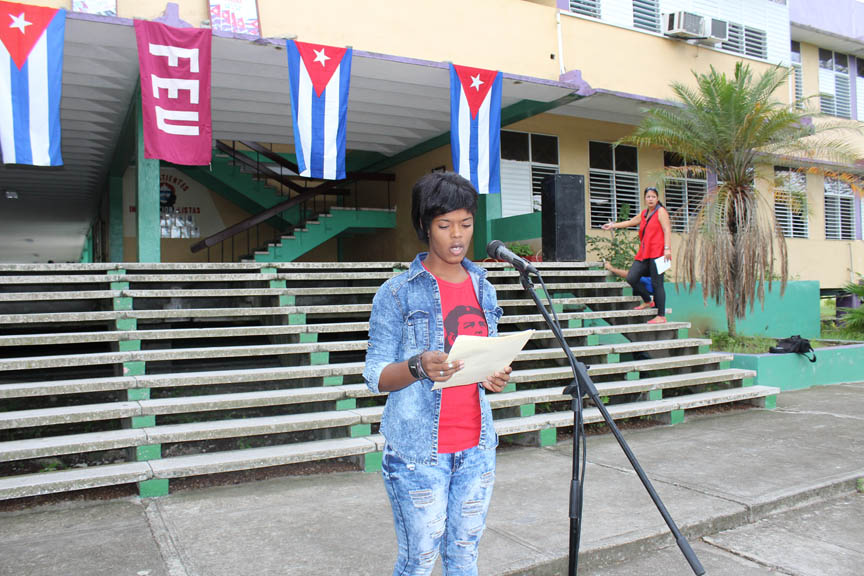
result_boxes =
[516,268,705,576]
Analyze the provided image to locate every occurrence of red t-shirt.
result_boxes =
[432,272,486,453]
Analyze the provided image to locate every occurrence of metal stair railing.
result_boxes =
[193,141,395,262]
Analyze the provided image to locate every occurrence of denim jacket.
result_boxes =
[363,253,503,465]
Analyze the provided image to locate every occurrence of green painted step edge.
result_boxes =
[124,362,146,376]
[539,428,557,447]
[113,297,133,311]
[364,451,383,473]
[138,478,169,498]
[136,444,161,461]
[336,398,356,411]
[127,388,150,401]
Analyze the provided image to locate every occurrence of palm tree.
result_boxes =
[624,62,860,336]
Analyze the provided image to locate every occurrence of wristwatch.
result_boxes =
[407,353,425,380]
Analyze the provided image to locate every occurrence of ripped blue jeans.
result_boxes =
[382,443,496,576]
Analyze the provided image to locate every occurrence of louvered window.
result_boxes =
[744,27,767,59]
[664,153,705,233]
[819,49,852,119]
[569,0,600,19]
[632,0,660,33]
[857,59,864,120]
[791,41,803,109]
[774,167,808,238]
[721,23,767,60]
[589,142,639,228]
[824,177,854,240]
[500,131,559,216]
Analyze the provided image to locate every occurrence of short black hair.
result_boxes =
[411,172,478,243]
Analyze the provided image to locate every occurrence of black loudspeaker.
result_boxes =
[541,174,586,261]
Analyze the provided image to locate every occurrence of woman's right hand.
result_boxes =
[601,222,614,231]
[421,350,464,383]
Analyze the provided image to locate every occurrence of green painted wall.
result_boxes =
[491,212,542,243]
[79,228,93,263]
[665,281,821,339]
[733,344,864,390]
[473,194,502,259]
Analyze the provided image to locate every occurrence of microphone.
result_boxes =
[486,240,539,275]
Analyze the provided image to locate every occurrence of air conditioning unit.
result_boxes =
[663,11,704,39]
[699,18,728,44]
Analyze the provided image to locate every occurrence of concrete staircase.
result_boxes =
[0,262,778,501]
[252,207,397,263]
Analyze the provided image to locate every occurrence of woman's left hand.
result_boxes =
[664,248,672,263]
[482,366,512,393]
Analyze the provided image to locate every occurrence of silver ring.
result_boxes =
[448,362,454,369]
[440,370,444,377]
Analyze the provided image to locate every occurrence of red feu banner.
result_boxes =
[134,20,212,165]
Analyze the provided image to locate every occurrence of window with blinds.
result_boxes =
[819,49,852,119]
[791,41,803,109]
[774,167,808,238]
[824,177,854,240]
[632,0,660,33]
[500,131,559,216]
[664,153,705,233]
[569,0,600,19]
[589,142,639,228]
[721,23,767,60]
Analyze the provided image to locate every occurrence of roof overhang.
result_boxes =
[0,13,578,263]
[548,88,678,126]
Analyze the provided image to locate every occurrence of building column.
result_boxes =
[109,176,124,262]
[473,193,502,259]
[136,96,160,263]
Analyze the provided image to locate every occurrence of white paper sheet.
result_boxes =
[431,330,534,390]
[654,255,671,275]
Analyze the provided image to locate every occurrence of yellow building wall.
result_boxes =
[560,14,785,104]
[20,0,210,24]
[367,112,862,288]
[257,0,559,80]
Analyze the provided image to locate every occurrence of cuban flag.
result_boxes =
[450,64,502,195]
[286,39,351,180]
[0,1,64,166]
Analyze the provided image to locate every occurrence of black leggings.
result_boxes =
[626,259,665,315]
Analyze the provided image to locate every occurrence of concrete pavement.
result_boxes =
[1,382,862,576]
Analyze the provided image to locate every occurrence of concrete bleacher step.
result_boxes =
[0,292,643,326]
[0,337,713,400]
[0,321,691,372]
[0,384,776,501]
[0,359,743,433]
[0,308,660,348]
[493,385,779,435]
[0,260,775,503]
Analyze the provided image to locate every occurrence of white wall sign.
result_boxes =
[72,0,117,16]
[124,168,225,238]
[209,0,260,36]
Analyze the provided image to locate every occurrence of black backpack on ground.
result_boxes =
[769,335,816,363]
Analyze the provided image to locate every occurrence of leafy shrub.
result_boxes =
[586,203,639,269]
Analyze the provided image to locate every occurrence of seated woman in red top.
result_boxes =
[601,186,672,324]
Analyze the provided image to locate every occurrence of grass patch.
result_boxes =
[820,322,864,342]
[708,331,777,354]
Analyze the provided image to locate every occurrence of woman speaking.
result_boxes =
[601,186,672,324]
